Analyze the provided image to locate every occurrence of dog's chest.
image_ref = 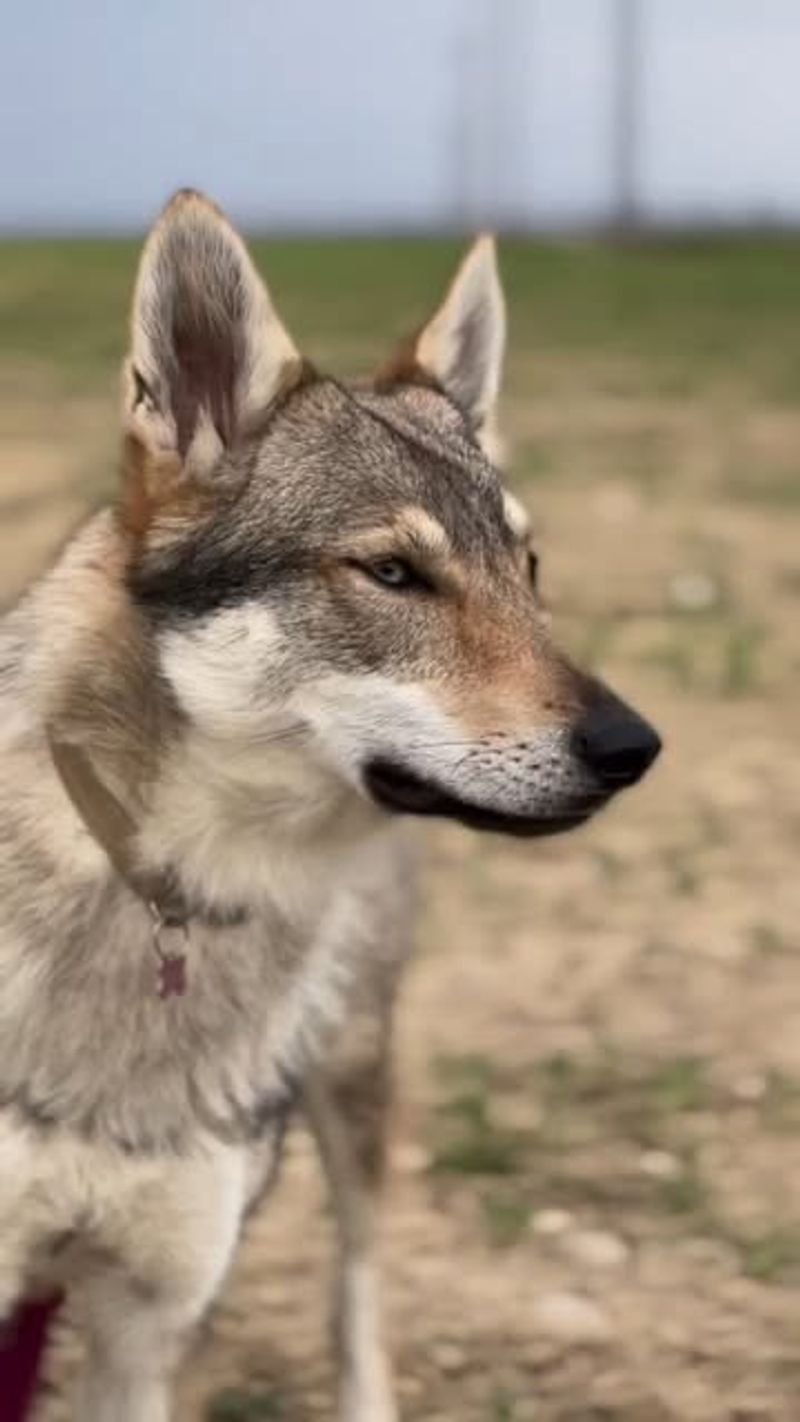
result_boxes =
[0,869,357,1154]
[5,1107,287,1307]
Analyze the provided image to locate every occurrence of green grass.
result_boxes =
[480,1189,532,1248]
[748,922,792,959]
[659,846,702,897]
[759,1070,800,1134]
[207,1389,284,1421]
[430,1053,533,1177]
[719,618,765,696]
[638,608,766,698]
[646,1057,710,1114]
[429,1047,800,1280]
[488,1388,519,1422]
[739,1227,800,1283]
[430,1048,715,1184]
[6,235,800,396]
[656,1152,710,1218]
[522,1048,717,1163]
[430,1086,531,1177]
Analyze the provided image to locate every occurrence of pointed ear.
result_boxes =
[123,189,300,480]
[413,235,506,442]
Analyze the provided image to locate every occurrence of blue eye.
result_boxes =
[366,558,417,590]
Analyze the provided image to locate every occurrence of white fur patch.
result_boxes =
[503,490,530,540]
[338,1257,398,1422]
[159,604,287,737]
[294,674,453,790]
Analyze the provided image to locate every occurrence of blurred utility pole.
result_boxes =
[612,0,642,230]
[450,8,481,227]
[483,0,516,226]
[450,0,525,230]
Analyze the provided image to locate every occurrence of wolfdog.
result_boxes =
[0,190,660,1420]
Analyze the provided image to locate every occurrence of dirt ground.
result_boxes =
[2,240,799,1420]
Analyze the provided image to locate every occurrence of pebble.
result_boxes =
[639,1148,681,1181]
[731,1071,767,1103]
[531,1207,574,1237]
[431,1341,468,1375]
[393,1141,430,1175]
[561,1229,629,1270]
[668,570,721,612]
[531,1290,611,1343]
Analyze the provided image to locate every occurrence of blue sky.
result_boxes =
[1,0,799,232]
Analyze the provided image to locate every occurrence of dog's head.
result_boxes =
[122,190,660,837]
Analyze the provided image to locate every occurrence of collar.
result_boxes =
[47,734,191,998]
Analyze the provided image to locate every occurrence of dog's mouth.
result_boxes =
[363,759,597,838]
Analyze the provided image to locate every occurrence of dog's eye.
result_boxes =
[527,550,540,590]
[362,558,424,591]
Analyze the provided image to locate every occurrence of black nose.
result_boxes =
[572,698,661,789]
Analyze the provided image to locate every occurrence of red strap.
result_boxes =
[0,1295,62,1421]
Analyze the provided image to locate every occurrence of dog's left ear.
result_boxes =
[123,189,300,483]
[411,236,506,450]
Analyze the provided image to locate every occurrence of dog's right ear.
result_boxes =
[122,189,300,487]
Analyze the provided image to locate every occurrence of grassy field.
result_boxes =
[2,235,799,1422]
[6,235,800,390]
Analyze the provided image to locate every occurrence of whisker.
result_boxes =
[407,731,568,753]
[249,721,309,748]
[406,739,495,751]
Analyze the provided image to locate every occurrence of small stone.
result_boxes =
[562,1229,629,1270]
[431,1341,468,1375]
[531,1207,574,1237]
[639,1149,681,1181]
[393,1141,429,1175]
[531,1290,611,1343]
[731,1071,767,1103]
[668,570,720,612]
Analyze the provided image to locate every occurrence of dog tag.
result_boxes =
[157,951,187,999]
[148,907,189,999]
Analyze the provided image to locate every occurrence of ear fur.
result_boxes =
[414,235,506,441]
[123,189,299,481]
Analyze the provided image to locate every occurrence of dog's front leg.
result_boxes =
[305,1060,398,1422]
[74,1145,248,1422]
[76,1280,190,1422]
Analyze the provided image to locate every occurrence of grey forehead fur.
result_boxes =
[128,376,513,623]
